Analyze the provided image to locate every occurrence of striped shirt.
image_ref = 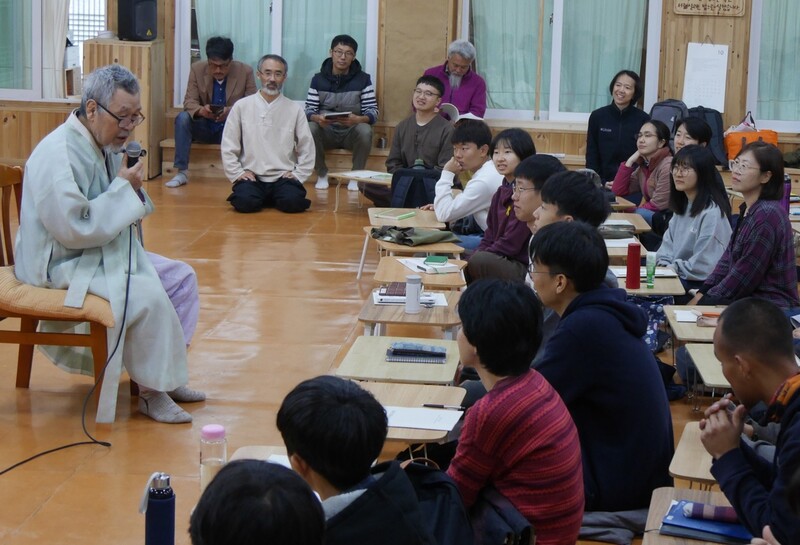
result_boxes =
[447,369,584,545]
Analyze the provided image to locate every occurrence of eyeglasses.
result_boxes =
[331,49,355,59]
[95,102,145,128]
[528,264,566,277]
[636,132,657,139]
[413,88,440,99]
[731,160,761,173]
[671,166,694,175]
[511,182,538,195]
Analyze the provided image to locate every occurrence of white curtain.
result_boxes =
[195,0,271,77]
[0,0,33,89]
[472,0,551,111]
[559,0,646,113]
[42,0,69,98]
[757,0,799,121]
[280,0,367,100]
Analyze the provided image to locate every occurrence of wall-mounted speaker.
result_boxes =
[118,0,157,41]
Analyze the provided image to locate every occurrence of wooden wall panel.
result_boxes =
[0,104,74,165]
[658,0,752,128]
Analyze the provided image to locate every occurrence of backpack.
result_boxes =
[398,460,476,545]
[390,167,440,208]
[687,106,727,165]
[649,99,689,146]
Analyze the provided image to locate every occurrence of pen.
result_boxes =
[417,265,427,272]
[422,403,465,411]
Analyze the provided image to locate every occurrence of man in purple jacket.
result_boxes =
[424,40,487,118]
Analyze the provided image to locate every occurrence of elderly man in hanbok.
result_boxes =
[14,64,204,424]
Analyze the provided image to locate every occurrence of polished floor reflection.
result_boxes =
[0,176,694,545]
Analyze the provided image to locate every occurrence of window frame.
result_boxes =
[174,0,379,108]
[746,0,799,132]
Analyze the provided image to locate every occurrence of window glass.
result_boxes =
[0,0,33,90]
[757,0,799,121]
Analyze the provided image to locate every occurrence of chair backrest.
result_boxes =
[0,164,23,267]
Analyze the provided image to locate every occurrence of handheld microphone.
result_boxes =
[125,141,147,168]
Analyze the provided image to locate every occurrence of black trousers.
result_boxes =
[227,177,310,213]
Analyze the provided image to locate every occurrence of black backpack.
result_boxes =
[687,105,727,165]
[398,460,475,545]
[390,167,440,208]
[649,99,689,146]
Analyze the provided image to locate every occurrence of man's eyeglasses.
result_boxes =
[332,49,355,59]
[511,182,538,195]
[95,102,145,128]
[731,160,761,173]
[671,166,694,175]
[528,264,566,277]
[413,88,440,99]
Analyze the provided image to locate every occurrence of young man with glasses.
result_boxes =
[305,34,379,191]
[14,64,205,424]
[168,36,256,188]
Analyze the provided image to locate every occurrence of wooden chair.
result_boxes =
[0,164,122,420]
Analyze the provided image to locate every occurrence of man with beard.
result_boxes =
[14,64,204,423]
[222,54,314,213]
[424,40,487,118]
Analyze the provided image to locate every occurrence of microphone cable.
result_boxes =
[0,226,134,476]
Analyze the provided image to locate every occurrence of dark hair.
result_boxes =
[719,298,795,362]
[669,145,731,218]
[641,119,671,146]
[416,75,445,97]
[738,141,785,201]
[257,54,288,73]
[609,70,644,106]
[489,128,536,160]
[276,376,387,491]
[451,119,493,148]
[529,221,609,292]
[206,36,234,61]
[330,34,358,53]
[540,170,611,227]
[189,460,324,545]
[514,155,566,190]
[457,279,543,376]
[676,116,713,146]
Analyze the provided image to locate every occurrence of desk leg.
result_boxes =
[443,326,456,341]
[363,323,375,336]
[334,180,342,213]
[356,232,371,280]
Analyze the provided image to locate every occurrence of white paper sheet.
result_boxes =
[604,238,640,248]
[398,257,461,274]
[371,290,447,306]
[610,266,678,278]
[603,219,635,227]
[266,454,292,469]
[682,43,729,112]
[384,406,463,431]
[674,310,701,323]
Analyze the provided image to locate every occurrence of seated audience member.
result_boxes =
[690,141,799,307]
[424,40,486,118]
[276,376,435,545]
[464,129,536,284]
[222,54,313,214]
[610,119,673,227]
[14,64,204,424]
[699,298,800,545]
[674,116,713,153]
[189,460,324,545]
[420,119,502,250]
[448,279,584,545]
[306,34,378,191]
[168,36,256,188]
[363,76,453,207]
[530,221,673,541]
[586,70,650,183]
[656,145,732,302]
[509,155,567,236]
[752,466,800,545]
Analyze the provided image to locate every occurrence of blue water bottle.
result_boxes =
[139,472,175,545]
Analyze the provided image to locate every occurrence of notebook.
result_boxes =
[386,342,447,364]
[660,500,752,544]
[374,209,417,220]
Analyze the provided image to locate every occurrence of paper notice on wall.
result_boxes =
[682,42,728,112]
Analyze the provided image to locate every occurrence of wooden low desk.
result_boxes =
[686,343,731,411]
[611,196,636,211]
[359,290,461,339]
[664,306,722,344]
[358,226,463,280]
[374,256,467,290]
[643,487,732,545]
[328,170,392,213]
[607,212,652,234]
[624,275,686,296]
[605,237,644,264]
[368,207,446,228]
[669,422,714,489]
[335,335,460,385]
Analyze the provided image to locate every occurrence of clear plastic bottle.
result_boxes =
[200,424,227,492]
[646,251,657,289]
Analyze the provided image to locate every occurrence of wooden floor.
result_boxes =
[0,174,702,545]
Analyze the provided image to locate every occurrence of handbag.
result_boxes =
[470,485,534,545]
[724,111,778,160]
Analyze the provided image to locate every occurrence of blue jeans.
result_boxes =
[455,234,482,251]
[173,111,223,170]
[635,207,656,226]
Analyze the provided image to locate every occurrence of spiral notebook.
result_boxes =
[386,342,447,364]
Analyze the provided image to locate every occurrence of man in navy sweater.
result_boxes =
[530,221,673,542]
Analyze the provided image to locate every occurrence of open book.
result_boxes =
[438,103,483,123]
